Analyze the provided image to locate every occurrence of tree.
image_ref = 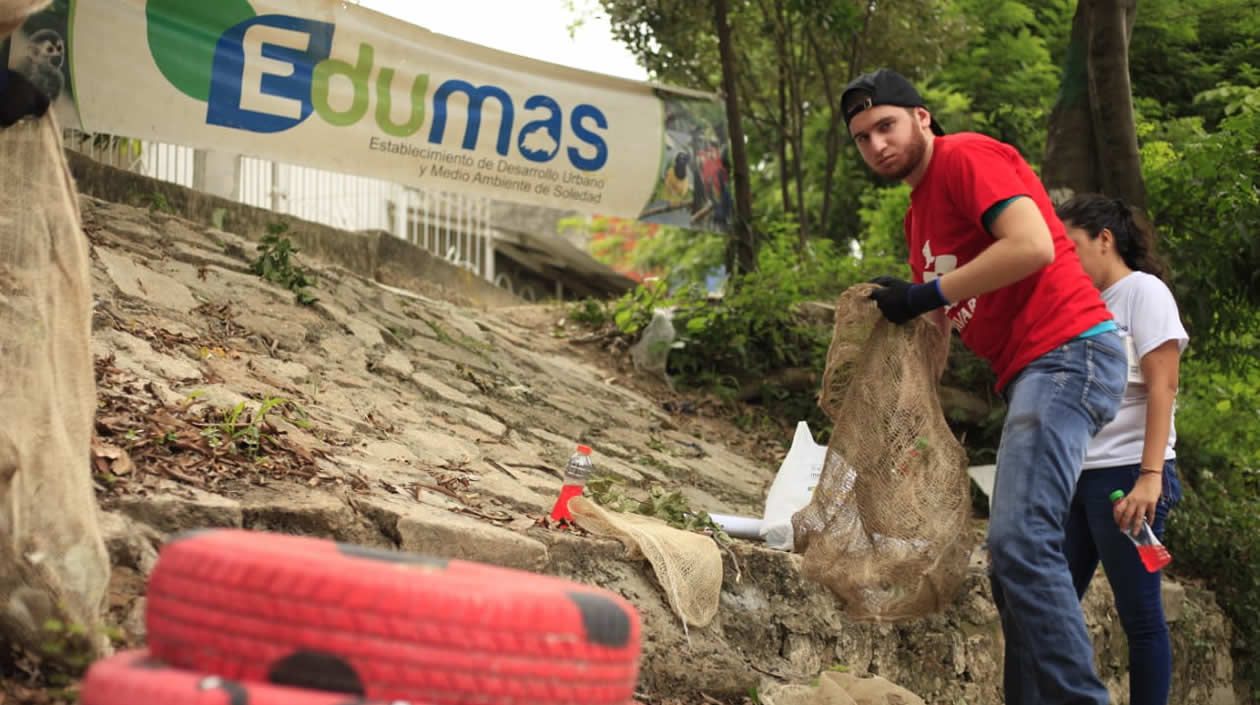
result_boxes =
[1042,0,1147,208]
[713,0,758,275]
[599,0,967,250]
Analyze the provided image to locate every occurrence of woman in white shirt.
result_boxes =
[1056,194,1188,705]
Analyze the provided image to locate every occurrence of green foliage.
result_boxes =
[565,214,726,288]
[135,191,171,213]
[573,223,905,436]
[855,184,913,270]
[204,396,310,461]
[249,223,319,305]
[568,298,611,329]
[1142,101,1260,366]
[1165,461,1260,692]
[1130,0,1260,127]
[1175,360,1260,483]
[585,474,732,548]
[38,616,124,679]
[1143,90,1260,691]
[934,0,1071,160]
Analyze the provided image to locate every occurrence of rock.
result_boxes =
[233,312,311,351]
[473,467,552,514]
[374,350,413,379]
[387,503,548,572]
[318,300,385,347]
[95,249,201,312]
[98,510,163,575]
[824,671,925,705]
[760,681,826,705]
[410,371,469,405]
[815,676,860,705]
[1163,577,1186,623]
[115,487,243,534]
[123,597,147,642]
[94,328,203,383]
[398,428,481,465]
[463,408,508,437]
[241,488,381,546]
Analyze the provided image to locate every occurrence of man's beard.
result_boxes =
[885,128,928,181]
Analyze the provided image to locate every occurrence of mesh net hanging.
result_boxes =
[791,283,971,622]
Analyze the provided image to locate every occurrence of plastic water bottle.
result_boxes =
[549,444,594,523]
[1109,489,1172,572]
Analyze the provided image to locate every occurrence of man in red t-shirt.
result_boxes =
[842,68,1128,705]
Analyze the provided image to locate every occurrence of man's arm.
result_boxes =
[935,196,1055,304]
[0,0,49,37]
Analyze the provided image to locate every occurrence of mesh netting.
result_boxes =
[568,496,721,630]
[0,114,110,654]
[791,283,971,622]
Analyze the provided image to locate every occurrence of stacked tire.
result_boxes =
[81,529,642,705]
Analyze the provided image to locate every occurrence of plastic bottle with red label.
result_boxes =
[549,444,593,523]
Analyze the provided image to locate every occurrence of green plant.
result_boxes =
[585,475,732,548]
[1165,356,1260,692]
[213,397,310,460]
[568,298,611,328]
[1143,101,1260,368]
[136,191,170,213]
[1143,101,1260,693]
[249,223,319,305]
[38,617,123,678]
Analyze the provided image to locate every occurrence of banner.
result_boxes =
[2,0,734,232]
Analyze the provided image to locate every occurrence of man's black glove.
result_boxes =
[868,275,949,324]
[0,70,51,128]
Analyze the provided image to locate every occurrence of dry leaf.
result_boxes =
[91,438,134,476]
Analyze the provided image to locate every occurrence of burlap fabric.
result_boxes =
[569,496,721,629]
[1,11,110,655]
[791,284,970,621]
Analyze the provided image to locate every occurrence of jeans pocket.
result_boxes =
[1091,336,1127,401]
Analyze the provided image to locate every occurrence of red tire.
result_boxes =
[81,649,392,705]
[145,529,640,705]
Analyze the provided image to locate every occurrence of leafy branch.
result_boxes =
[249,223,319,305]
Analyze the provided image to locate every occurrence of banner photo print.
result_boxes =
[3,0,733,232]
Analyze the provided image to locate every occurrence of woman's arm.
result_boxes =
[1113,339,1182,532]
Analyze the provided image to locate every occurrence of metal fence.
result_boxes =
[64,131,495,283]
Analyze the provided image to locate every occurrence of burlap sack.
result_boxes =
[0,32,110,655]
[569,496,721,629]
[815,671,925,705]
[0,0,46,36]
[791,284,970,622]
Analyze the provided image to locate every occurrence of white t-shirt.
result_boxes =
[1083,271,1189,469]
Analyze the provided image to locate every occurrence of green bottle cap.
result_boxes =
[1109,489,1126,503]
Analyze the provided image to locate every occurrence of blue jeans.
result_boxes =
[1067,461,1182,705]
[988,331,1127,705]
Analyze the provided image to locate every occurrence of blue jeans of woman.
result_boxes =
[1067,460,1182,705]
[988,331,1127,705]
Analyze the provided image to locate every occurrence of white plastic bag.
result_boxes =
[760,421,827,551]
[630,307,677,374]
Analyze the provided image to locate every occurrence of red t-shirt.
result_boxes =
[905,132,1112,392]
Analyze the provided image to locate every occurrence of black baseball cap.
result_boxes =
[841,68,945,137]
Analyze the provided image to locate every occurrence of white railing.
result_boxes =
[65,131,495,284]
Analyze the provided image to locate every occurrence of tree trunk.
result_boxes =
[784,18,809,248]
[1086,0,1145,210]
[714,0,758,276]
[1043,0,1145,209]
[777,64,792,215]
[808,28,841,240]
